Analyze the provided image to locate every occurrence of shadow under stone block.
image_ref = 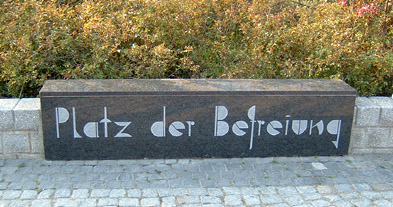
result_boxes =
[40,79,357,160]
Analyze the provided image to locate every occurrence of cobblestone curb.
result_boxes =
[0,155,392,206]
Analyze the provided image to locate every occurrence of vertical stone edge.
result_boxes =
[348,106,357,154]
[349,127,366,151]
[0,131,3,155]
[29,117,44,157]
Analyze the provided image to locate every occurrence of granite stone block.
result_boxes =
[30,131,43,154]
[369,97,393,126]
[0,132,3,154]
[350,127,367,148]
[3,131,30,153]
[364,128,392,148]
[0,99,19,131]
[14,98,40,131]
[40,79,356,160]
[355,97,380,126]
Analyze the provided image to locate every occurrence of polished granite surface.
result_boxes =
[40,79,357,96]
[40,79,356,160]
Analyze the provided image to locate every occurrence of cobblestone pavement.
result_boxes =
[0,154,393,206]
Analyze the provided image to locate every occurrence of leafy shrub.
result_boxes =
[0,0,392,97]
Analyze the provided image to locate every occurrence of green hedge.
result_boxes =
[1,0,392,97]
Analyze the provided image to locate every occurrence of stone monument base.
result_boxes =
[40,79,357,160]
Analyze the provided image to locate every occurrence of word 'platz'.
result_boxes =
[55,107,132,138]
[214,106,343,150]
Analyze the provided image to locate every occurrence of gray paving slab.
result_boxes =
[0,155,393,206]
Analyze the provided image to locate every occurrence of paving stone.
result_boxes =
[371,183,393,191]
[350,198,372,207]
[127,189,142,197]
[277,186,298,194]
[54,189,71,198]
[309,199,331,207]
[373,199,392,207]
[292,204,313,207]
[172,188,188,196]
[7,182,24,190]
[157,188,174,197]
[55,198,74,207]
[341,192,360,199]
[323,194,341,202]
[268,203,290,207]
[188,188,208,195]
[316,185,335,194]
[200,179,216,188]
[183,195,201,204]
[332,200,354,207]
[38,189,54,199]
[6,200,31,207]
[334,184,353,192]
[243,194,261,205]
[259,186,278,194]
[224,195,243,206]
[97,198,118,206]
[2,190,21,199]
[71,189,89,198]
[141,197,160,206]
[303,193,323,201]
[283,194,304,206]
[208,188,223,197]
[360,191,383,199]
[382,191,393,199]
[91,189,111,198]
[0,155,392,206]
[168,179,183,188]
[142,188,158,197]
[20,190,37,199]
[110,189,126,198]
[261,194,283,204]
[119,198,139,207]
[222,187,241,195]
[296,186,317,194]
[161,197,176,207]
[31,199,51,207]
[201,196,222,204]
[353,183,372,191]
[75,199,97,207]
[240,187,259,195]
